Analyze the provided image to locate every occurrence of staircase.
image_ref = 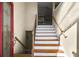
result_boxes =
[33,25,65,57]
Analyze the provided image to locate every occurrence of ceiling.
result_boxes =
[38,2,52,8]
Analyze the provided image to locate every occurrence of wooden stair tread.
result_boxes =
[33,50,64,53]
[33,56,64,57]
[35,39,59,41]
[14,54,32,57]
[33,55,64,57]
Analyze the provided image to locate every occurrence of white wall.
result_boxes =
[60,23,77,57]
[14,2,38,54]
[14,2,26,54]
[53,2,79,57]
[25,2,37,30]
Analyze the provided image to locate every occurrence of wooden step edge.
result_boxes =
[33,56,57,57]
[33,50,64,53]
[35,39,59,41]
[34,44,63,46]
[33,54,65,57]
[35,36,58,39]
[14,54,32,57]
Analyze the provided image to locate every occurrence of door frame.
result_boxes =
[0,2,14,57]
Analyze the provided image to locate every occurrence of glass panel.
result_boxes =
[38,2,52,25]
[38,16,45,25]
[3,3,11,57]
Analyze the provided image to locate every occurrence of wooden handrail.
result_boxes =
[32,14,37,56]
[53,16,64,32]
[53,16,78,38]
[15,36,26,49]
[52,16,67,38]
[64,18,77,33]
[33,15,37,40]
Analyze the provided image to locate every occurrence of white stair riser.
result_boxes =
[36,30,56,31]
[37,25,55,28]
[36,32,56,34]
[35,41,63,44]
[36,30,56,32]
[34,53,65,56]
[36,33,57,36]
[35,41,59,44]
[37,27,54,29]
[37,25,53,26]
[37,27,55,28]
[36,28,55,30]
[37,25,54,27]
[35,37,58,39]
[38,25,54,26]
[34,53,57,56]
[35,39,58,41]
[36,29,55,31]
[34,46,64,50]
[57,53,66,56]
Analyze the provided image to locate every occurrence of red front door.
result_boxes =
[0,2,14,57]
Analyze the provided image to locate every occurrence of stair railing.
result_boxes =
[53,16,78,56]
[32,14,37,41]
[14,36,26,49]
[32,14,38,56]
[53,16,78,38]
[52,16,67,38]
